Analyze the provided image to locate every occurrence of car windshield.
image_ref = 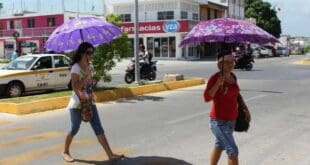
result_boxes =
[5,56,38,70]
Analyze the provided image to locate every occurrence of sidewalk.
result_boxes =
[298,53,310,65]
[110,58,216,74]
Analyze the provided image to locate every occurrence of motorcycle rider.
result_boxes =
[139,44,152,74]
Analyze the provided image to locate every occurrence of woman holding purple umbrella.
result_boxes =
[204,50,251,165]
[62,42,123,162]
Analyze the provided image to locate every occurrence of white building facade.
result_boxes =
[113,0,201,60]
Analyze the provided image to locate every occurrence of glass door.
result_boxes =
[161,38,168,57]
[154,38,161,57]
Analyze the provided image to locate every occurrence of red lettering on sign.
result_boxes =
[121,20,189,34]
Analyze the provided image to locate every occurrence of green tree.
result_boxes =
[245,0,282,38]
[92,13,131,83]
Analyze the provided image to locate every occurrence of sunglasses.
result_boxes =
[85,51,94,55]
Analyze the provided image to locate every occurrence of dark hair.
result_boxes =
[71,42,94,66]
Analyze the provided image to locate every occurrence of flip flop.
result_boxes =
[62,153,74,162]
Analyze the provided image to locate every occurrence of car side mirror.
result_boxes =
[32,64,40,70]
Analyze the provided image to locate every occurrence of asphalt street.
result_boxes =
[0,55,310,165]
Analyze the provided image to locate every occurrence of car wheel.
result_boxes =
[6,82,24,98]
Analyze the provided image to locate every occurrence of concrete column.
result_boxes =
[175,33,183,60]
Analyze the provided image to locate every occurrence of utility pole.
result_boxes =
[134,0,141,84]
[77,0,80,17]
[61,0,65,12]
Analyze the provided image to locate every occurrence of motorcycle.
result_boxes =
[234,52,255,71]
[124,59,157,84]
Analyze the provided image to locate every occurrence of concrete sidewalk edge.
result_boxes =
[298,59,310,65]
[0,78,205,115]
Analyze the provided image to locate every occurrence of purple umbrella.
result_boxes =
[179,18,278,47]
[45,17,121,52]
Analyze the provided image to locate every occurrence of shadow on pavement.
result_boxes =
[75,156,193,165]
[115,96,165,103]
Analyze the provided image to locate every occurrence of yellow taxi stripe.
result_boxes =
[0,125,33,136]
[0,131,64,150]
[0,68,70,78]
[0,139,93,165]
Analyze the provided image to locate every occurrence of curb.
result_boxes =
[298,60,310,65]
[0,78,205,115]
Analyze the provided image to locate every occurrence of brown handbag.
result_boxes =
[80,98,93,122]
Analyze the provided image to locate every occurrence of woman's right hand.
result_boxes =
[216,75,225,86]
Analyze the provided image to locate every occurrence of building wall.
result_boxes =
[0,14,64,30]
[113,0,199,22]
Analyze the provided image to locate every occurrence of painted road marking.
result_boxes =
[166,94,269,125]
[0,125,33,136]
[166,112,208,125]
[0,139,93,165]
[0,131,64,150]
[245,94,268,102]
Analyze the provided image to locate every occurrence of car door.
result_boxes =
[32,56,55,89]
[52,55,71,88]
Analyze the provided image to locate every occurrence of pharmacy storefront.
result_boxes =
[121,20,199,60]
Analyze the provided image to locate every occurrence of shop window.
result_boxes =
[147,37,154,56]
[8,20,14,29]
[128,38,143,57]
[121,14,131,22]
[47,17,56,27]
[154,38,161,57]
[161,38,168,57]
[181,11,188,19]
[192,13,199,20]
[189,46,199,57]
[27,19,35,28]
[157,11,174,20]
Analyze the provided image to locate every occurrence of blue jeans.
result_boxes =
[209,119,238,156]
[68,105,104,136]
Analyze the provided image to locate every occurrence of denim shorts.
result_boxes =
[209,119,238,156]
[68,105,105,136]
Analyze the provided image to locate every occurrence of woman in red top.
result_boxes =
[204,53,251,165]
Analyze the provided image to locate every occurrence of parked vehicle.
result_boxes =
[276,47,289,56]
[0,54,71,97]
[258,46,273,57]
[124,59,157,84]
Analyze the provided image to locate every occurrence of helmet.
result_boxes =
[139,44,145,50]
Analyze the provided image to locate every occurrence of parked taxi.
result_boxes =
[0,54,71,97]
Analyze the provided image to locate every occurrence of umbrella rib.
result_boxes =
[93,26,111,44]
[83,27,97,44]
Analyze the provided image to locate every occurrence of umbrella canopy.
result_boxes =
[179,18,278,47]
[45,17,121,52]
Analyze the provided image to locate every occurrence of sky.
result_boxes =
[0,0,309,37]
[264,0,310,37]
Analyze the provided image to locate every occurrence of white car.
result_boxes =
[258,46,273,57]
[0,54,71,97]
